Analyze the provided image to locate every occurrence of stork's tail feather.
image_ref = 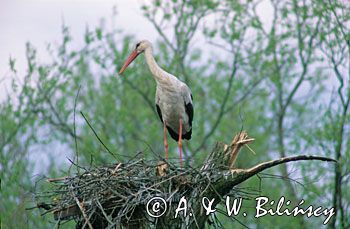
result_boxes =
[166,126,192,141]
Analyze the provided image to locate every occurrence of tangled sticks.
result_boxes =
[32,132,336,228]
[40,160,195,228]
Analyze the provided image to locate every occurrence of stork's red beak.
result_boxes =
[118,50,140,75]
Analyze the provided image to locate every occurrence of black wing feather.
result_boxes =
[183,93,193,140]
[185,99,193,127]
[156,104,163,123]
[167,126,179,141]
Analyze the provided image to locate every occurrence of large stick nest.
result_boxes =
[31,132,336,228]
[36,158,205,228]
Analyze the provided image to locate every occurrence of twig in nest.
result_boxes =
[111,163,122,175]
[46,177,68,182]
[74,196,93,229]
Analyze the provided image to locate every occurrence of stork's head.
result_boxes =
[118,40,152,75]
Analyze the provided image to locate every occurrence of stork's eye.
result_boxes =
[135,43,141,49]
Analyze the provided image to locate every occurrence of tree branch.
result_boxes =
[216,155,336,197]
[123,77,156,116]
[194,42,241,153]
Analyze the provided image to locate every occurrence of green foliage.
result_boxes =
[1,0,349,228]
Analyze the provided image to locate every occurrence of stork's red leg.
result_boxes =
[178,119,183,167]
[163,122,169,160]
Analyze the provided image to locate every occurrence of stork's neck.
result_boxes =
[144,48,169,84]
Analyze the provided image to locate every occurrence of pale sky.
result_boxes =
[0,0,159,100]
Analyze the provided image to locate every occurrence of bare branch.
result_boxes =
[194,49,239,153]
[80,111,118,159]
[327,0,350,51]
[216,155,336,196]
[282,5,322,114]
[147,17,176,52]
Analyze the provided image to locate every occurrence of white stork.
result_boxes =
[118,40,194,166]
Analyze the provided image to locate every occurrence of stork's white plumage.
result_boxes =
[119,40,193,166]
